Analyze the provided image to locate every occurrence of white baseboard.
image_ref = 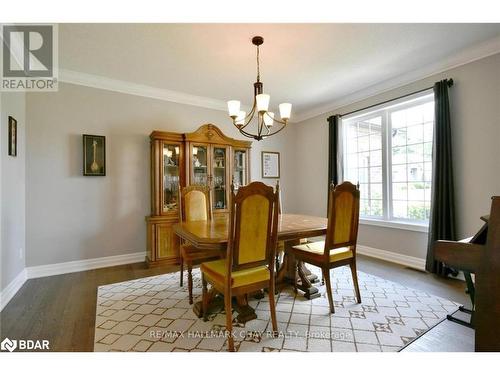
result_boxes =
[357,245,426,271]
[26,252,147,279]
[1,252,146,311]
[1,269,28,311]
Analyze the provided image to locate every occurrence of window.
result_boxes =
[341,92,434,230]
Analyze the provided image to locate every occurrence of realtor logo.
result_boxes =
[1,24,58,91]
[1,338,17,352]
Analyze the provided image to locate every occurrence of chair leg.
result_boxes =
[268,279,279,335]
[293,261,299,294]
[188,264,194,305]
[224,291,234,352]
[350,260,362,304]
[322,268,335,313]
[179,254,184,287]
[201,273,208,321]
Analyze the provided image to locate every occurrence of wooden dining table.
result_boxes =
[173,213,327,323]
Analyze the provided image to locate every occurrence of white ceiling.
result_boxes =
[59,23,500,120]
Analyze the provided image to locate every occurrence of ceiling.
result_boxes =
[59,23,500,121]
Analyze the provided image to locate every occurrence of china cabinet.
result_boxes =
[146,124,251,266]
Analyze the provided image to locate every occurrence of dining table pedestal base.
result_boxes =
[277,240,322,300]
[193,292,262,324]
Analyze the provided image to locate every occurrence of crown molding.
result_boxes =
[58,34,500,122]
[293,34,500,123]
[59,69,232,112]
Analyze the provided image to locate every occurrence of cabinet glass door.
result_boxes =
[233,149,247,190]
[163,143,180,212]
[192,145,208,185]
[212,147,227,210]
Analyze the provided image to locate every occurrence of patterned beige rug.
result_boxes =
[94,266,459,352]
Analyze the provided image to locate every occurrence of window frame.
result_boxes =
[341,90,434,232]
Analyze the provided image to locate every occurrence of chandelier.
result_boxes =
[227,36,292,141]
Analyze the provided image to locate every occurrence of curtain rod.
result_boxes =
[328,78,453,120]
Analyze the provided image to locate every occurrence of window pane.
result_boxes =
[370,150,382,167]
[392,127,407,146]
[392,164,406,182]
[391,110,406,129]
[358,135,370,152]
[407,105,424,125]
[407,163,424,181]
[392,146,407,164]
[423,101,434,123]
[359,183,369,199]
[370,200,383,217]
[407,144,424,163]
[358,152,370,168]
[407,124,424,144]
[408,201,426,221]
[424,162,432,181]
[408,182,425,201]
[360,199,370,216]
[370,134,382,150]
[370,183,383,200]
[393,200,408,219]
[370,166,382,183]
[358,167,369,183]
[423,142,433,162]
[343,116,383,219]
[393,182,407,200]
[424,122,433,142]
[389,97,434,223]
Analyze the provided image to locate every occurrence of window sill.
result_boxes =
[359,218,429,233]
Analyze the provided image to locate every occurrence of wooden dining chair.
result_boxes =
[287,181,361,313]
[178,185,221,304]
[200,181,280,352]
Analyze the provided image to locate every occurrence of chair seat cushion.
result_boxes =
[181,245,220,262]
[200,259,270,288]
[291,241,353,263]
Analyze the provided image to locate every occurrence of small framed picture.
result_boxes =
[261,151,280,178]
[83,134,106,176]
[8,116,17,157]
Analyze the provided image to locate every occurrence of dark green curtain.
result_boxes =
[426,79,456,275]
[327,114,341,186]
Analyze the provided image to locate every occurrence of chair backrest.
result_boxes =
[324,181,360,254]
[227,181,280,272]
[179,185,212,222]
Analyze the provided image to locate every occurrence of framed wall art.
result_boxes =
[83,134,106,176]
[261,151,280,178]
[8,116,17,157]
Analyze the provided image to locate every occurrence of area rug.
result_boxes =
[94,266,459,352]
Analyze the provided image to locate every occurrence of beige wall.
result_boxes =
[25,83,297,266]
[1,92,26,289]
[294,53,500,259]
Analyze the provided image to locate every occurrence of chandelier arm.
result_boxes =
[259,113,265,139]
[264,111,288,125]
[237,126,262,139]
[240,104,257,129]
[261,122,288,139]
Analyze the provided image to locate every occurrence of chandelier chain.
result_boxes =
[256,45,260,82]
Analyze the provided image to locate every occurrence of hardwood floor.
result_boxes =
[0,255,473,352]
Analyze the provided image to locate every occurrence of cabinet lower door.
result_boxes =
[147,220,180,265]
